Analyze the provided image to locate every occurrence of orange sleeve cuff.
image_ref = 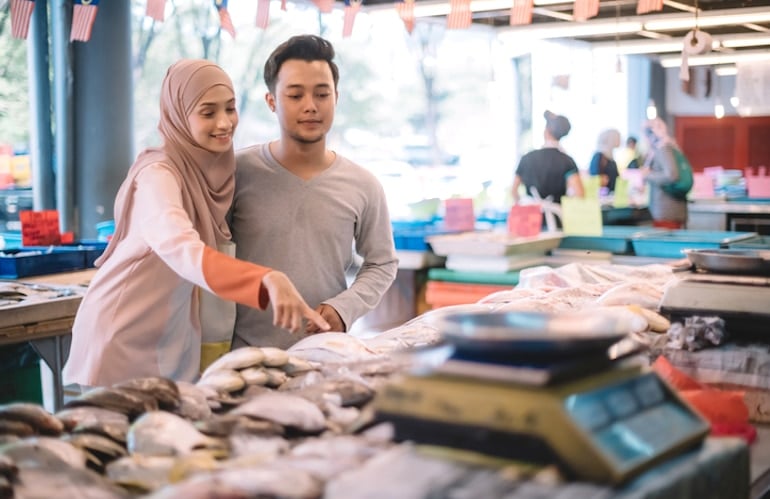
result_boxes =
[202,246,271,310]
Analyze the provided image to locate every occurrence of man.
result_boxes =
[229,35,399,349]
[512,110,584,204]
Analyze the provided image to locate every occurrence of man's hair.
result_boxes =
[264,35,339,94]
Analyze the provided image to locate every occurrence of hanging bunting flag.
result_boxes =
[10,0,35,40]
[509,0,533,26]
[146,0,166,21]
[256,0,270,28]
[311,0,334,13]
[70,0,99,42]
[573,0,599,22]
[395,0,415,34]
[343,0,362,38]
[214,0,236,38]
[636,0,663,14]
[446,0,472,29]
[282,0,287,11]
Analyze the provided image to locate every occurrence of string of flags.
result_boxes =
[214,0,236,38]
[70,0,99,42]
[7,0,670,43]
[9,0,35,39]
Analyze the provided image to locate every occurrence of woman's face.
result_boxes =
[187,85,238,153]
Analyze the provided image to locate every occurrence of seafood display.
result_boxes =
[0,263,686,497]
[0,328,445,499]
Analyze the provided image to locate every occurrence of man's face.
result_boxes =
[265,59,337,145]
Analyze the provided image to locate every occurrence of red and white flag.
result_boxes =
[509,0,533,26]
[446,0,472,30]
[311,0,334,13]
[395,0,415,34]
[10,0,35,40]
[256,0,270,29]
[343,0,362,38]
[636,0,663,14]
[214,0,236,38]
[70,0,99,42]
[146,0,166,22]
[573,0,599,21]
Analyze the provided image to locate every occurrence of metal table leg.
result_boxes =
[29,334,71,411]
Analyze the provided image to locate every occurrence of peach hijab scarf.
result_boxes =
[96,59,236,266]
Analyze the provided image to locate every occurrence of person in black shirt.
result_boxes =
[512,110,584,204]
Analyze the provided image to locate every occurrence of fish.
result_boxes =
[227,434,289,459]
[113,377,181,410]
[263,368,288,388]
[0,453,17,480]
[287,332,382,364]
[230,392,327,434]
[197,369,245,393]
[0,436,87,470]
[238,367,269,386]
[105,454,177,493]
[282,357,318,376]
[56,406,130,444]
[0,418,35,438]
[200,347,265,378]
[13,465,132,499]
[64,387,159,418]
[173,382,213,422]
[259,347,290,367]
[127,411,225,457]
[194,414,284,439]
[0,402,65,435]
[144,465,322,499]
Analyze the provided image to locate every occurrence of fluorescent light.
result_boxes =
[646,99,657,120]
[408,0,578,18]
[499,19,643,40]
[643,7,770,31]
[592,33,770,56]
[715,66,738,76]
[659,49,770,68]
[714,102,725,119]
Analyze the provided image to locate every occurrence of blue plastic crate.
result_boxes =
[631,230,759,258]
[559,226,667,255]
[0,247,88,278]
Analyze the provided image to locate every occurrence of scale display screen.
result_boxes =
[565,372,708,473]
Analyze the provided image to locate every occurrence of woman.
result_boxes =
[63,59,328,388]
[588,128,621,193]
[641,118,690,228]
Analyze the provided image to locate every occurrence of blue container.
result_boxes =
[95,220,115,242]
[559,226,667,255]
[0,247,87,278]
[631,230,759,258]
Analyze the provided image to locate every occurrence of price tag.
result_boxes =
[583,175,601,199]
[443,198,475,232]
[613,178,630,208]
[507,204,542,237]
[20,210,62,246]
[560,197,602,236]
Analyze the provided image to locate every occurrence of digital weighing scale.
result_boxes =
[660,249,770,336]
[375,310,711,485]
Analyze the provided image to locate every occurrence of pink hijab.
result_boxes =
[96,59,236,266]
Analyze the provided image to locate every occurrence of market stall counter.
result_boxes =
[0,269,94,411]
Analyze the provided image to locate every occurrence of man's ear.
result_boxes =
[265,92,276,112]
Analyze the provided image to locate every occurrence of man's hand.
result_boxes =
[262,271,330,333]
[306,303,344,334]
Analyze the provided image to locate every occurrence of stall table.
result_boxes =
[0,269,94,410]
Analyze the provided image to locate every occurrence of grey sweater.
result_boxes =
[229,143,399,349]
[646,143,688,224]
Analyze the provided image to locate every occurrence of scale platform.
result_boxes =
[660,272,770,336]
[376,310,711,485]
